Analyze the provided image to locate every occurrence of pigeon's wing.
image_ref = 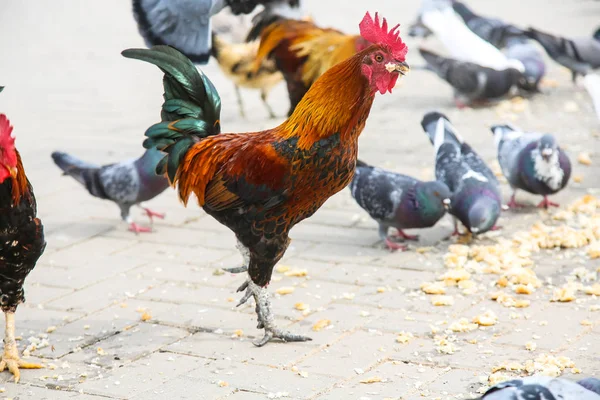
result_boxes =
[495,129,541,183]
[132,0,227,64]
[573,37,600,68]
[460,141,498,184]
[527,28,590,74]
[481,377,600,400]
[447,63,487,99]
[97,161,141,205]
[434,142,471,192]
[351,167,416,222]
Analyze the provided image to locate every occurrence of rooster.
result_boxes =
[248,15,371,115]
[212,33,282,118]
[123,11,409,346]
[0,114,45,381]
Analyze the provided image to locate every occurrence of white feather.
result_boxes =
[584,73,600,123]
[462,170,489,182]
[421,7,525,72]
[433,117,446,156]
[531,149,564,191]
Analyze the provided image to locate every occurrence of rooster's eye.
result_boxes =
[375,54,383,62]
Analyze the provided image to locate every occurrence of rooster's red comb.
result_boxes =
[359,12,408,61]
[0,114,15,147]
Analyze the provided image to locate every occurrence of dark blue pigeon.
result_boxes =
[478,376,600,399]
[349,160,451,251]
[452,1,545,92]
[492,124,571,209]
[51,148,170,233]
[421,112,501,235]
[419,48,525,108]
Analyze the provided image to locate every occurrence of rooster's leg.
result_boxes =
[234,85,246,119]
[0,312,42,383]
[260,90,276,119]
[236,278,312,347]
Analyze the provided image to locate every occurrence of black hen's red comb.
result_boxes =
[359,12,408,61]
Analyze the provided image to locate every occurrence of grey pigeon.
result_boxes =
[51,148,169,233]
[525,26,600,82]
[478,376,600,399]
[452,2,545,91]
[451,1,524,49]
[419,48,525,107]
[421,112,502,235]
[579,378,600,396]
[492,124,571,209]
[132,0,302,64]
[349,159,451,251]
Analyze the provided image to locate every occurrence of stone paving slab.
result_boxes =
[0,0,599,399]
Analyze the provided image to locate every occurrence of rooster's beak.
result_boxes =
[386,61,410,75]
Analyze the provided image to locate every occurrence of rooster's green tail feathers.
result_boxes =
[122,45,221,181]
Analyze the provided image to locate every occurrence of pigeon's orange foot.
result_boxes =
[537,197,559,209]
[394,230,419,241]
[143,208,165,221]
[129,222,152,234]
[506,198,525,209]
[385,238,408,252]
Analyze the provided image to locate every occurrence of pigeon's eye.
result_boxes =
[375,54,383,62]
[434,191,439,197]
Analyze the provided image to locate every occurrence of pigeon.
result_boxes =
[51,148,170,233]
[419,4,525,72]
[478,376,600,399]
[451,2,545,91]
[525,26,600,82]
[492,124,571,209]
[419,48,525,107]
[132,0,302,64]
[451,1,524,49]
[578,378,600,396]
[349,159,451,251]
[421,111,501,235]
[584,73,600,122]
[408,0,454,38]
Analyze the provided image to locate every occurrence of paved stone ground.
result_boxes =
[0,0,599,399]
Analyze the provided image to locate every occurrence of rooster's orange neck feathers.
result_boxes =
[7,151,29,205]
[281,49,374,149]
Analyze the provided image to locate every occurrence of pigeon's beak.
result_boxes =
[386,61,410,76]
[443,198,451,211]
[470,227,480,234]
[541,148,553,161]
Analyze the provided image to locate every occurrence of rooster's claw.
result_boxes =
[254,328,312,347]
[224,266,248,274]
